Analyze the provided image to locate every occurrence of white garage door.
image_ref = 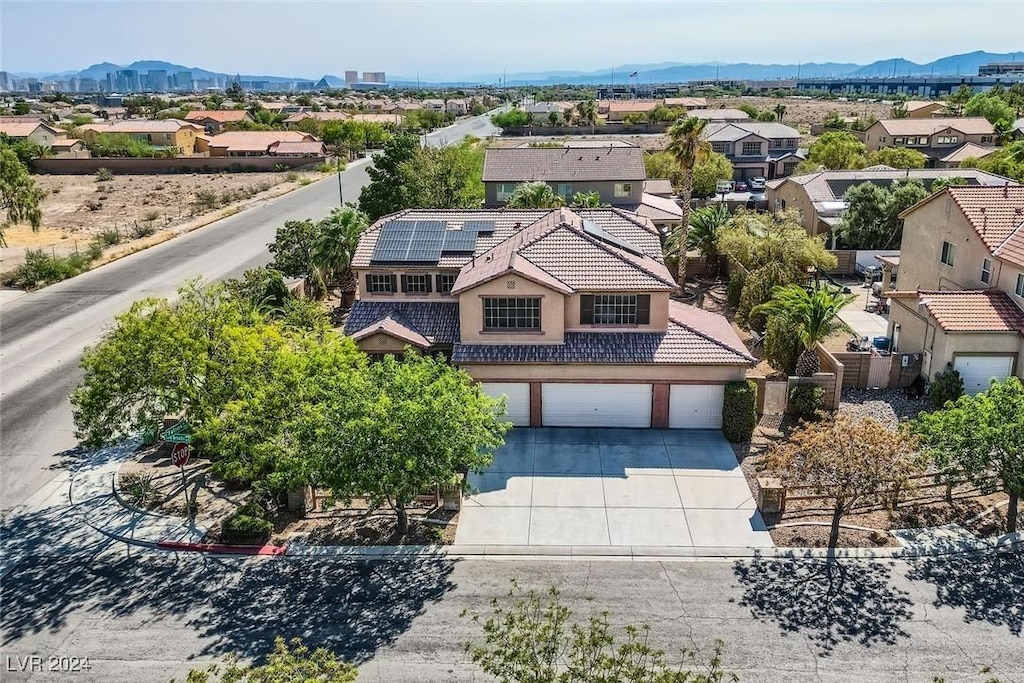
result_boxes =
[953,355,1015,395]
[542,383,652,428]
[669,384,725,429]
[480,383,531,426]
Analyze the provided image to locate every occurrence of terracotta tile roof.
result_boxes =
[207,131,317,153]
[939,142,998,163]
[873,117,995,136]
[624,193,683,223]
[604,100,659,113]
[50,137,84,149]
[644,179,675,197]
[343,301,460,345]
[667,300,755,361]
[268,140,326,155]
[284,111,351,123]
[349,315,431,348]
[0,121,57,137]
[452,304,755,366]
[916,290,1024,333]
[347,113,403,125]
[664,97,708,108]
[79,119,202,134]
[184,110,252,123]
[482,147,645,182]
[945,185,1024,268]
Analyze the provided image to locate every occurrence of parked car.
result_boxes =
[748,177,766,191]
[715,180,733,195]
[732,181,749,193]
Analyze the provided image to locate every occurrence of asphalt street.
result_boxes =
[0,110,500,513]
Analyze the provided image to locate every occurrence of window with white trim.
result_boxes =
[1016,273,1024,298]
[496,183,517,202]
[940,241,955,267]
[980,258,992,284]
[981,135,994,144]
[614,183,632,197]
[741,141,762,156]
[937,135,958,145]
[711,141,728,153]
[483,297,541,331]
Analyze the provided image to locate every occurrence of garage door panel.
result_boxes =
[542,383,651,428]
[481,383,530,426]
[953,355,1014,395]
[669,385,724,429]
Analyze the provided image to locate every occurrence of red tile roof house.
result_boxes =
[885,185,1024,393]
[184,109,256,134]
[344,208,754,429]
[204,131,319,157]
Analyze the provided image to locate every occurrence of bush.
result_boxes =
[285,171,299,182]
[765,315,801,375]
[789,384,824,422]
[1,248,96,289]
[220,512,272,544]
[119,472,159,508]
[722,380,757,443]
[194,189,219,210]
[142,209,160,222]
[727,270,746,308]
[84,199,103,211]
[929,368,964,409]
[96,228,121,247]
[95,167,113,182]
[131,222,156,239]
[316,161,337,173]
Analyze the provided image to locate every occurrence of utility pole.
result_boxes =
[337,155,344,205]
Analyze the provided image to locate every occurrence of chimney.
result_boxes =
[980,207,987,234]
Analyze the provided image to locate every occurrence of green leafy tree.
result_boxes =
[644,151,682,188]
[267,219,325,298]
[946,85,974,117]
[961,141,1024,183]
[464,584,736,683]
[490,108,532,129]
[768,416,923,550]
[666,116,710,286]
[753,284,854,376]
[313,205,369,293]
[838,179,929,249]
[305,352,509,533]
[571,190,602,208]
[692,151,733,197]
[928,176,967,193]
[798,131,866,172]
[573,99,598,133]
[223,266,292,317]
[13,101,30,115]
[357,132,419,220]
[180,637,357,683]
[890,101,909,119]
[964,93,1015,129]
[0,145,44,247]
[914,376,1024,533]
[507,181,564,209]
[402,139,486,209]
[865,146,927,169]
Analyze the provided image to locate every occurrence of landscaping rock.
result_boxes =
[839,387,928,428]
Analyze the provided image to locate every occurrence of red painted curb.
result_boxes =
[157,540,288,556]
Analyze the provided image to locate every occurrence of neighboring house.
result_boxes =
[347,113,403,125]
[601,100,659,122]
[283,111,351,126]
[446,99,469,116]
[765,167,1015,242]
[886,186,1024,393]
[644,179,675,198]
[1011,117,1024,139]
[685,109,752,122]
[421,99,445,111]
[524,102,573,122]
[863,117,996,165]
[267,140,326,157]
[703,121,803,181]
[902,101,946,118]
[482,146,646,207]
[205,131,318,157]
[935,142,999,168]
[78,119,203,155]
[50,137,90,158]
[345,208,755,428]
[0,119,62,146]
[664,97,708,109]
[184,109,255,134]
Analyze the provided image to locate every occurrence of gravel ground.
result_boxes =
[839,387,928,428]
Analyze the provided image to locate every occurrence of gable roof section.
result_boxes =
[873,117,995,136]
[482,146,645,182]
[343,301,460,345]
[939,142,998,164]
[913,290,1024,333]
[207,130,316,153]
[703,121,800,142]
[944,186,1024,268]
[184,110,252,123]
[0,120,60,137]
[785,168,1015,205]
[79,119,202,134]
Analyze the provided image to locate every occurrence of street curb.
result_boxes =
[156,540,288,556]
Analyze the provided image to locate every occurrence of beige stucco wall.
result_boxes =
[563,292,669,331]
[865,122,993,153]
[458,274,565,344]
[766,180,818,234]
[462,363,747,383]
[354,267,462,302]
[355,331,419,355]
[907,103,944,119]
[27,127,58,146]
[931,331,1023,379]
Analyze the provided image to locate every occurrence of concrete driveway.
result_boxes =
[454,428,773,550]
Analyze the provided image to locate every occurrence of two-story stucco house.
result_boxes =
[345,208,755,429]
[79,119,203,155]
[0,118,62,147]
[184,109,256,134]
[863,117,997,166]
[482,146,646,208]
[703,121,804,181]
[886,185,1024,393]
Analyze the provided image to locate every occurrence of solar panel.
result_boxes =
[463,219,495,235]
[581,219,643,256]
[371,219,472,263]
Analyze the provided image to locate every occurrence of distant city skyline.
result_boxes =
[2,0,1023,81]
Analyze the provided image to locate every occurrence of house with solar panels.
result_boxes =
[344,208,755,430]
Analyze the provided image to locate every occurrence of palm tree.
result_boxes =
[753,284,854,376]
[571,191,602,208]
[687,203,730,272]
[507,181,564,209]
[313,205,369,299]
[666,116,710,288]
[574,99,597,134]
[773,103,787,122]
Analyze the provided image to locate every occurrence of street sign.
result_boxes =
[171,443,191,468]
[163,419,192,445]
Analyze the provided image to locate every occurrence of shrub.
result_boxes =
[298,177,313,186]
[274,163,290,172]
[285,171,299,182]
[84,199,103,211]
[929,368,964,409]
[727,270,746,308]
[194,189,219,210]
[142,209,160,222]
[120,472,159,508]
[316,161,336,173]
[722,380,757,443]
[1,248,96,289]
[221,189,237,204]
[789,383,824,422]
[96,228,121,246]
[95,167,113,182]
[764,315,801,376]
[220,512,272,544]
[131,222,156,239]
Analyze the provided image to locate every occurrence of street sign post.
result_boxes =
[171,443,193,521]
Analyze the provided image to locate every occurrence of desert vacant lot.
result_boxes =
[1,170,325,271]
[719,96,894,132]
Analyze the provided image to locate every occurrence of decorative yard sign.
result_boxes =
[162,419,192,445]
[171,442,191,468]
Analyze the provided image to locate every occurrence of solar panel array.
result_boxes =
[581,219,643,256]
[370,219,496,263]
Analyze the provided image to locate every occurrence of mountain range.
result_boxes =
[9,51,1024,88]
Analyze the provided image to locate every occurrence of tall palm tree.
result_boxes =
[574,99,597,134]
[313,205,369,297]
[773,103,787,122]
[753,284,854,376]
[666,116,710,288]
[507,181,564,209]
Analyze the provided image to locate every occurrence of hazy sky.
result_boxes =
[2,0,1022,80]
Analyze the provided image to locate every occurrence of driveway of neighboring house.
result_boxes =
[454,428,773,549]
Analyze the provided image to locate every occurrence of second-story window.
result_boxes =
[366,273,396,294]
[580,294,651,325]
[483,297,541,331]
[496,183,517,202]
[981,258,992,284]
[436,273,457,294]
[711,142,728,154]
[981,135,994,144]
[786,138,796,148]
[614,183,632,197]
[741,141,761,156]
[1016,273,1024,298]
[401,273,431,294]
[937,135,958,145]
[940,241,956,267]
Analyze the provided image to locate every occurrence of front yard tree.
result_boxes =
[666,116,710,287]
[767,416,922,550]
[268,218,326,298]
[184,637,357,683]
[914,376,1024,533]
[0,145,44,247]
[311,352,510,534]
[753,284,854,377]
[357,132,419,220]
[465,585,736,683]
[798,131,866,172]
[839,179,929,250]
[865,146,927,169]
[313,205,369,295]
